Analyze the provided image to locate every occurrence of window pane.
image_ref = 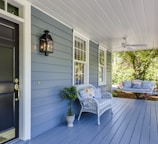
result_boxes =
[75,74,79,85]
[80,74,84,84]
[75,40,77,47]
[84,51,86,61]
[99,66,103,82]
[98,48,106,85]
[74,62,85,85]
[99,50,104,65]
[79,49,81,60]
[0,0,5,10]
[75,49,78,60]
[76,41,79,48]
[7,3,19,16]
[84,41,86,51]
[75,62,78,73]
[81,51,84,61]
[99,75,103,82]
[75,36,86,62]
[81,63,84,73]
[81,42,83,50]
[99,67,103,75]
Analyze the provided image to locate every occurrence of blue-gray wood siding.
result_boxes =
[89,41,98,87]
[31,7,73,138]
[31,7,112,138]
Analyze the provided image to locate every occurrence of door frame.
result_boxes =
[0,0,31,140]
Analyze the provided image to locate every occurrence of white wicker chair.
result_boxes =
[76,84,113,125]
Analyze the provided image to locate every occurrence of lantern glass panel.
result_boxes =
[47,40,53,53]
[40,40,47,52]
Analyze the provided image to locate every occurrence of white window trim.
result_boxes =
[0,0,31,140]
[98,46,107,86]
[73,31,89,85]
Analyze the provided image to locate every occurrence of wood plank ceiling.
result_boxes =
[27,0,158,52]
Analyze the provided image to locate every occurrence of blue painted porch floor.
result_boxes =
[12,98,158,144]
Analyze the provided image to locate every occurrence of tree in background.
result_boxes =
[112,49,158,85]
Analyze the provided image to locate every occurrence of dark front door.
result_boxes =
[0,17,19,143]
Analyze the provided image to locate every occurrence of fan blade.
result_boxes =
[125,44,147,47]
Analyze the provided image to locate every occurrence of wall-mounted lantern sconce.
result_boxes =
[40,30,54,56]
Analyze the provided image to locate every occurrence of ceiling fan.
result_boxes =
[121,36,147,49]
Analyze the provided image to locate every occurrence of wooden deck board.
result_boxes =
[90,99,132,144]
[129,101,147,144]
[7,98,158,144]
[99,100,140,144]
[140,101,150,144]
[149,102,158,144]
[115,100,144,144]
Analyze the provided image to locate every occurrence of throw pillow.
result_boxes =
[95,88,102,98]
[123,81,132,88]
[132,84,141,89]
[90,88,95,97]
[79,88,94,99]
[132,80,142,85]
[80,88,95,99]
[142,81,152,89]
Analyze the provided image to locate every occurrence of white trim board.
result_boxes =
[0,0,31,141]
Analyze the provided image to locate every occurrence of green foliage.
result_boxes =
[117,89,123,92]
[112,89,122,97]
[112,66,134,84]
[112,91,118,97]
[112,49,158,84]
[61,86,77,101]
[61,86,77,116]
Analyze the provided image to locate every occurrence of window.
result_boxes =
[73,32,89,85]
[7,3,19,16]
[0,0,19,16]
[98,47,106,85]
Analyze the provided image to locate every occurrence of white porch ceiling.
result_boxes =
[27,0,158,52]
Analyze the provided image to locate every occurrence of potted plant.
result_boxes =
[61,86,77,127]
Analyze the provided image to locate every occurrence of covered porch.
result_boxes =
[13,98,158,144]
[0,0,158,143]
